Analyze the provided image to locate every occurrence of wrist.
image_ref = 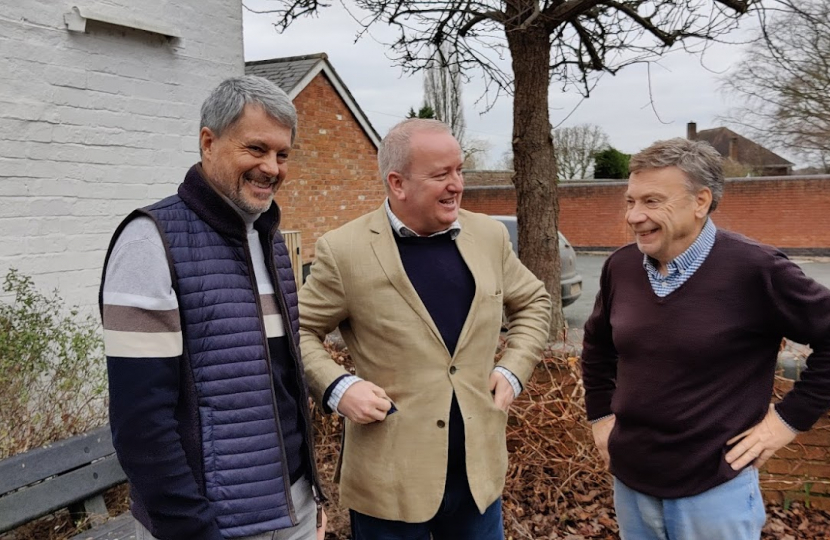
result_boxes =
[773,405,802,434]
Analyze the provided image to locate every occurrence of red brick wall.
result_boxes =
[763,379,830,510]
[714,177,830,250]
[462,175,830,251]
[277,73,385,263]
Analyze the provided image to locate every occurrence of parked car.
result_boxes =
[489,215,582,307]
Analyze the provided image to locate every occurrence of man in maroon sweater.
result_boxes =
[582,137,830,539]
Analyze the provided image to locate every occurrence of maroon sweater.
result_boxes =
[582,230,830,498]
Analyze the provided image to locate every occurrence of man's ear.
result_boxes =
[387,171,406,201]
[695,187,713,218]
[199,127,215,159]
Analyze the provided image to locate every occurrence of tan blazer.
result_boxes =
[299,206,551,522]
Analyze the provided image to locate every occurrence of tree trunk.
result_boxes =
[505,21,565,339]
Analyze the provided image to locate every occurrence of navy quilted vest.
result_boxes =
[140,166,309,537]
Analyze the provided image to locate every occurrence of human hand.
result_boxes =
[338,381,392,424]
[591,414,616,468]
[489,371,515,412]
[725,404,797,470]
[316,508,327,540]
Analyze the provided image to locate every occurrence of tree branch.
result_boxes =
[458,10,503,37]
[544,0,604,29]
[599,0,683,47]
[570,20,604,70]
[714,0,752,14]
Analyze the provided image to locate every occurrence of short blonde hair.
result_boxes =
[377,119,454,187]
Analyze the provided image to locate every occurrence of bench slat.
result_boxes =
[70,513,136,540]
[0,454,126,533]
[0,426,115,495]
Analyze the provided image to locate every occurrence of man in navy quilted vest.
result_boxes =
[582,137,830,540]
[100,76,326,540]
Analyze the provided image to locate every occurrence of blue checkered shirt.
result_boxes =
[644,218,717,297]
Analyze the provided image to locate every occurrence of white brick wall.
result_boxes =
[0,0,243,309]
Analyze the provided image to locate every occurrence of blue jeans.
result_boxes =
[614,467,766,540]
[350,473,503,540]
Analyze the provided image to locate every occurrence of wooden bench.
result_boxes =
[0,425,132,538]
[68,513,136,540]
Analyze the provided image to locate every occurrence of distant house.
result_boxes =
[246,54,385,267]
[687,122,794,176]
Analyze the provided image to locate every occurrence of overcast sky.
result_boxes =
[242,2,782,168]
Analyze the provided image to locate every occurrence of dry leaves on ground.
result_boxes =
[6,341,830,539]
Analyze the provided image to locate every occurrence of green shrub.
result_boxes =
[0,269,107,459]
[406,105,436,119]
[593,147,631,179]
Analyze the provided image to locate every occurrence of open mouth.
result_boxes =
[439,197,457,208]
[635,227,659,240]
[245,174,277,192]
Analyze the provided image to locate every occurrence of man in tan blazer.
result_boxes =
[299,118,551,540]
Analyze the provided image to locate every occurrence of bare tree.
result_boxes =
[722,0,830,171]
[424,42,466,150]
[250,0,758,334]
[462,138,492,170]
[553,124,609,180]
[496,150,514,171]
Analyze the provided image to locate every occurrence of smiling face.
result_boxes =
[199,104,292,215]
[625,166,713,270]
[387,129,464,235]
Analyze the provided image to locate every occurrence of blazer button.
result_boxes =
[437,420,446,428]
[449,366,457,374]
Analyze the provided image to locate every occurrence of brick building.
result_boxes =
[246,54,385,272]
[0,0,244,308]
[687,122,794,176]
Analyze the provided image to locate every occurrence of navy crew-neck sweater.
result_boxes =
[582,230,830,498]
[395,233,475,354]
[394,233,475,473]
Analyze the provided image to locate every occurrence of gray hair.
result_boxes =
[629,137,724,213]
[378,118,455,187]
[200,75,297,148]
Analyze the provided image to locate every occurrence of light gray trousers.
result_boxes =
[135,477,318,540]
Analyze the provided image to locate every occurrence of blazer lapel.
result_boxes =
[368,207,445,346]
[453,219,485,358]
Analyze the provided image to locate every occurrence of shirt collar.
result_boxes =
[384,198,462,240]
[643,218,717,275]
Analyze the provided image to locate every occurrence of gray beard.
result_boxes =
[230,190,272,215]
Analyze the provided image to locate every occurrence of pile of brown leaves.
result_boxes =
[7,340,830,539]
[498,352,617,540]
[765,503,830,539]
